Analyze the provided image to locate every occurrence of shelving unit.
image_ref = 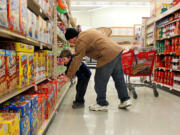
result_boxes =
[0,78,48,104]
[0,26,52,49]
[144,17,156,47]
[154,4,180,94]
[0,0,75,135]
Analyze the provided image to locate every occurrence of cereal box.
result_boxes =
[0,100,30,135]
[19,0,27,35]
[0,123,8,135]
[27,53,34,85]
[26,45,34,53]
[0,113,20,135]
[0,0,8,27]
[43,50,51,78]
[34,52,39,82]
[17,52,28,88]
[20,95,38,135]
[7,0,19,32]
[0,49,6,96]
[32,13,36,39]
[27,9,32,37]
[5,50,17,92]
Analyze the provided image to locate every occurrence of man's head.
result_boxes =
[60,49,72,65]
[65,28,79,44]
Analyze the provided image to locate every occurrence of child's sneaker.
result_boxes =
[72,101,84,109]
[118,100,132,109]
[89,104,108,112]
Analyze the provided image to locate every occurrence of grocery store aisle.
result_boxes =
[46,70,180,135]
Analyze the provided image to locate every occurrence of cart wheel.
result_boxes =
[153,88,159,97]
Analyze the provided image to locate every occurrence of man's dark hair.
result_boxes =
[60,49,72,58]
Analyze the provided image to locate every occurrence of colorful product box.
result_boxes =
[34,52,39,82]
[5,50,17,91]
[40,52,46,79]
[32,13,37,39]
[7,0,19,32]
[27,9,33,37]
[0,113,20,135]
[0,100,30,135]
[0,0,8,27]
[0,123,8,135]
[27,53,34,85]
[44,50,52,78]
[20,95,38,135]
[19,0,27,34]
[0,49,6,96]
[17,52,28,88]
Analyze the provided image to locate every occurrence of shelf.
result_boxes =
[155,67,180,72]
[155,82,180,92]
[154,81,172,89]
[157,18,180,28]
[37,81,71,135]
[0,78,47,104]
[0,26,53,49]
[156,4,180,22]
[27,0,52,21]
[157,34,180,41]
[146,18,155,27]
[146,31,154,35]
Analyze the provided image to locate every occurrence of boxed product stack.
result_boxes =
[7,0,20,32]
[154,70,174,86]
[43,50,53,78]
[0,0,8,27]
[1,42,35,88]
[0,99,31,135]
[37,81,57,119]
[5,50,17,92]
[0,49,7,96]
[19,95,39,135]
[19,0,28,34]
[0,113,20,135]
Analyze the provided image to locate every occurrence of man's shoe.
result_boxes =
[72,102,84,109]
[119,100,132,109]
[89,104,108,112]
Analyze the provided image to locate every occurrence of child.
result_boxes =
[60,49,91,109]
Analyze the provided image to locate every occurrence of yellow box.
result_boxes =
[0,123,8,135]
[43,50,53,78]
[17,52,28,88]
[27,53,34,85]
[14,43,34,53]
[34,52,39,82]
[0,113,20,135]
[40,51,46,79]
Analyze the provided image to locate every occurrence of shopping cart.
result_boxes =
[122,47,159,99]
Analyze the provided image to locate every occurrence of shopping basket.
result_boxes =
[122,47,159,99]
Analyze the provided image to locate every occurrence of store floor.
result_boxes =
[46,70,180,135]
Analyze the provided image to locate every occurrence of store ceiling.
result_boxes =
[71,0,150,12]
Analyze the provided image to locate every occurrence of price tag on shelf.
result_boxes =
[39,129,43,133]
[40,44,43,50]
[18,89,23,93]
[40,9,42,13]
[33,83,38,91]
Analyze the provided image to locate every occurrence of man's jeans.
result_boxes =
[94,53,130,106]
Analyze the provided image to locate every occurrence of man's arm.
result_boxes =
[66,42,86,78]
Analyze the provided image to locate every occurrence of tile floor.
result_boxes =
[46,70,180,135]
